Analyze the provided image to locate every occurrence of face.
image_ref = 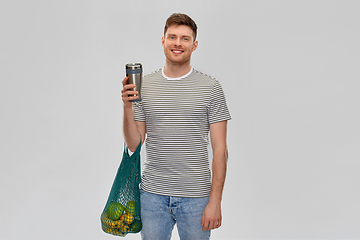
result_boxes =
[162,24,198,65]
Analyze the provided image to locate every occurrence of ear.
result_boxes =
[192,40,198,52]
[161,36,165,48]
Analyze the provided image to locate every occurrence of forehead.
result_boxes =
[165,24,194,37]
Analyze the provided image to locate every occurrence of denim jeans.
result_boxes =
[140,189,211,240]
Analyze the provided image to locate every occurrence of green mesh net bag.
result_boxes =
[100,142,142,237]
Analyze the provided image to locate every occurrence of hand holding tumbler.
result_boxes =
[125,63,142,102]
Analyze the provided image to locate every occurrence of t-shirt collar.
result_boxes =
[162,67,193,80]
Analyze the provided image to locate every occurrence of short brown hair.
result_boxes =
[164,13,197,41]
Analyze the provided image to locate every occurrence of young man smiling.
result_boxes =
[121,13,231,240]
[162,24,198,75]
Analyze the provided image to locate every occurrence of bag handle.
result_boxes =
[124,140,142,159]
[123,140,142,185]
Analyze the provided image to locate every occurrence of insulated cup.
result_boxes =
[125,63,142,102]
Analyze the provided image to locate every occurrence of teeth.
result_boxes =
[172,50,182,53]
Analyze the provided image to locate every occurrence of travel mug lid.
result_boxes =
[126,63,142,69]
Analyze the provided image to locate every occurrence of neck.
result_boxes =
[163,60,192,78]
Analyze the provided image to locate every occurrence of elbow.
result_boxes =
[126,139,142,153]
[212,146,228,163]
[127,143,138,153]
[128,146,137,153]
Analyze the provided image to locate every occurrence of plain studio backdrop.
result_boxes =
[1,0,359,239]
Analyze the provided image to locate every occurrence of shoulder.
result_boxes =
[192,69,221,87]
[144,68,162,79]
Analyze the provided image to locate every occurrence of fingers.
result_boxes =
[121,88,138,95]
[201,214,222,231]
[122,90,139,101]
[217,218,222,228]
[121,76,139,104]
[211,219,221,229]
[122,77,135,91]
[201,214,205,228]
[202,220,221,231]
[122,76,129,86]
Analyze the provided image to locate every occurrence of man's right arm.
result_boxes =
[122,76,146,152]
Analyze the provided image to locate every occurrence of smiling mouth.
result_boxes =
[171,50,183,54]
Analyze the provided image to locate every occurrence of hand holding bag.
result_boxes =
[100,142,142,237]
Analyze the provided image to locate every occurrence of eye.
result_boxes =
[169,36,175,39]
[183,38,189,41]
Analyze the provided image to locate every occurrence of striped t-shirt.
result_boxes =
[133,67,231,197]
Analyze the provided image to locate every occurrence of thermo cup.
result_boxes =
[125,63,142,102]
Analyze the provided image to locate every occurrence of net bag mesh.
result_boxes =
[100,142,142,236]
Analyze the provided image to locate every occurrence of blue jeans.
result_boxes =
[140,190,211,240]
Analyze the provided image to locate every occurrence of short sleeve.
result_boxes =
[132,101,146,122]
[207,80,231,124]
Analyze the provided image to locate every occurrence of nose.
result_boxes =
[174,38,181,47]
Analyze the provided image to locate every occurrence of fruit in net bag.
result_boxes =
[120,224,130,233]
[101,213,124,228]
[125,201,136,215]
[130,220,142,233]
[107,202,125,220]
[120,213,135,225]
[100,142,142,236]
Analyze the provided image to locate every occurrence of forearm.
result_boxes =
[202,118,228,230]
[123,105,142,152]
[201,146,227,230]
[209,148,228,204]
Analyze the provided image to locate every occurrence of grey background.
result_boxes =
[1,0,359,239]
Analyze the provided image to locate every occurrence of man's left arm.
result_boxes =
[201,120,228,231]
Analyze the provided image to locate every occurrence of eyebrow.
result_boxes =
[167,33,192,38]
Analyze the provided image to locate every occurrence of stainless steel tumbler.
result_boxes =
[125,63,142,102]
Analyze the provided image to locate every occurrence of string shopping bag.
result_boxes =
[100,142,142,237]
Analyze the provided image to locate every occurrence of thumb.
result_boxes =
[201,212,205,226]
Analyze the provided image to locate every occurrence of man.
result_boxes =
[121,13,231,240]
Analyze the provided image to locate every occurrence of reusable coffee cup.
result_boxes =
[125,63,142,102]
